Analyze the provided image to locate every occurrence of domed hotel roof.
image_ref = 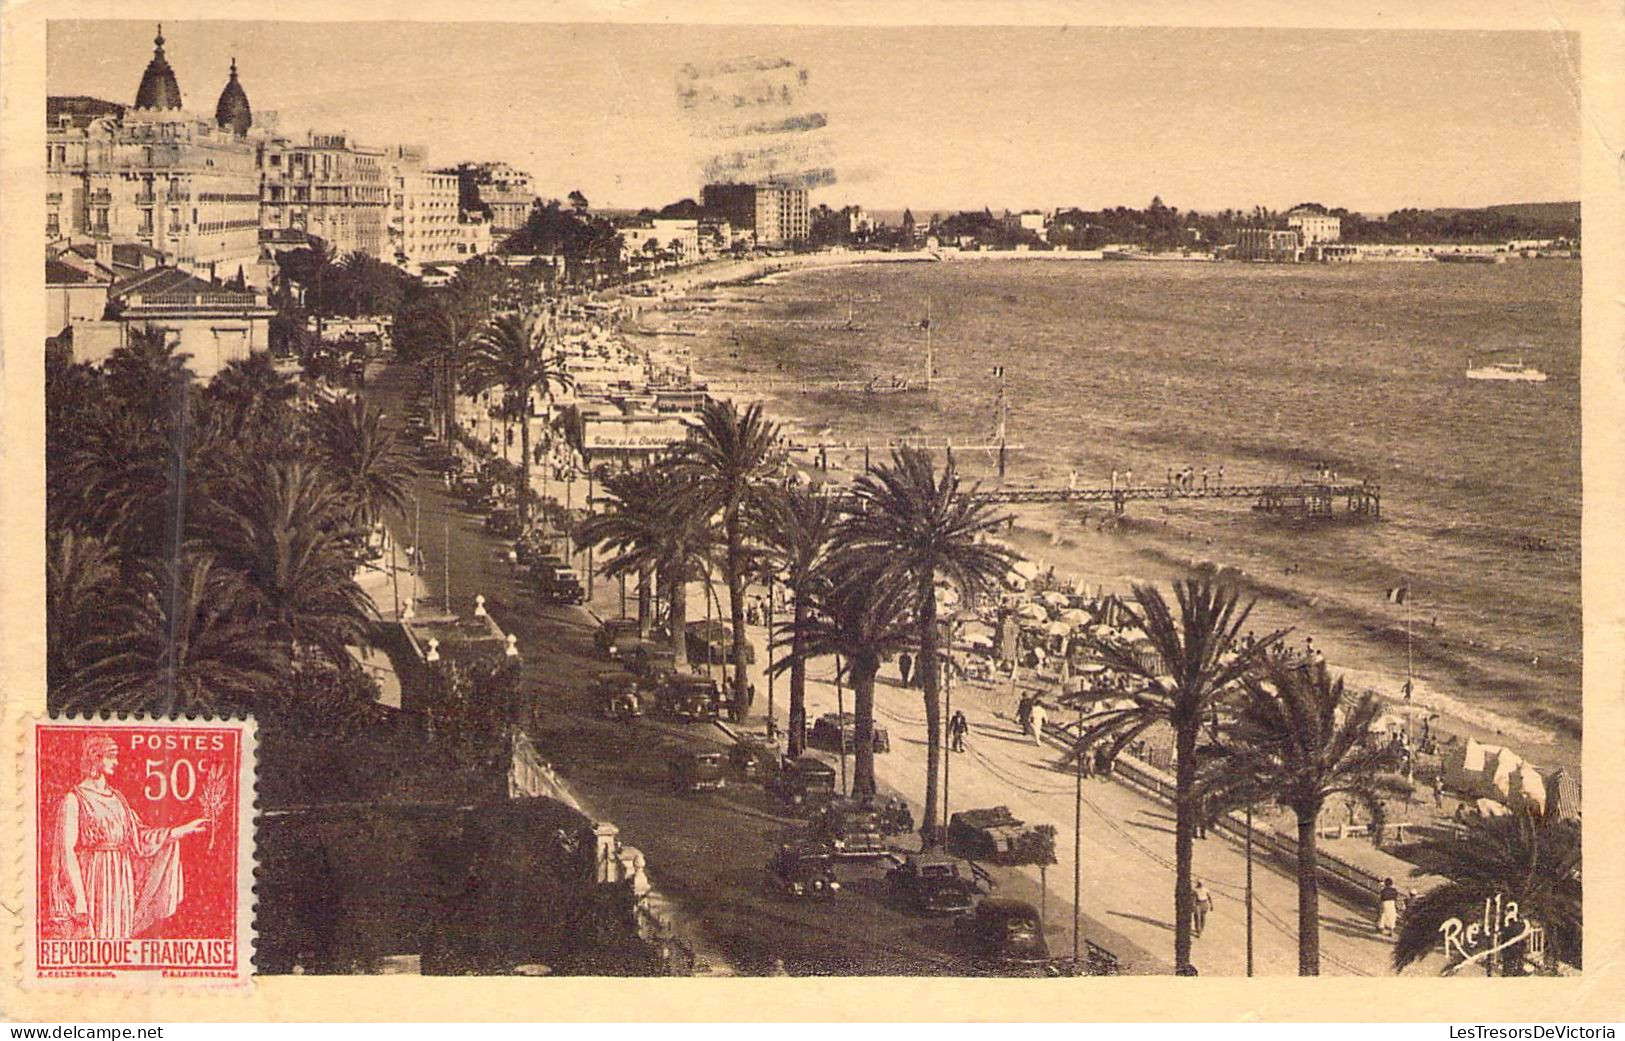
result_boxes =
[134,24,183,110]
[214,58,252,135]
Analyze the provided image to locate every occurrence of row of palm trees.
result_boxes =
[46,335,416,718]
[573,399,1580,977]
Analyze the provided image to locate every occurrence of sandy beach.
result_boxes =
[618,258,1581,783]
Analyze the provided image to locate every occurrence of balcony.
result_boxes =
[135,194,157,205]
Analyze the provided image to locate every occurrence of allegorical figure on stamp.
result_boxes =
[45,735,208,940]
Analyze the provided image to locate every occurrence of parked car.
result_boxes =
[955,897,1053,975]
[769,756,838,805]
[627,642,678,681]
[809,713,891,755]
[484,509,520,538]
[684,620,757,665]
[532,566,584,606]
[594,670,642,722]
[809,803,891,859]
[947,806,1034,864]
[668,750,727,792]
[659,674,722,723]
[887,852,980,915]
[728,739,778,781]
[764,843,840,901]
[595,619,644,661]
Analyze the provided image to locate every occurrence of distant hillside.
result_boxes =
[1437,201,1579,223]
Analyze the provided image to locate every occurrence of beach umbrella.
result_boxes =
[1017,602,1050,622]
[1047,620,1073,638]
[1058,608,1090,625]
[1041,591,1069,607]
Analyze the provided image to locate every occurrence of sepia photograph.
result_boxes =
[17,7,1596,999]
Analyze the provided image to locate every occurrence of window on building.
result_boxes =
[46,214,60,238]
[94,208,109,232]
[139,209,154,234]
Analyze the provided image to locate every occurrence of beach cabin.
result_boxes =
[1443,737,1492,794]
[1545,768,1580,823]
[1486,747,1525,799]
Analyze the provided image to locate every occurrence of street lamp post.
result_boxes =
[834,654,847,796]
[767,573,777,744]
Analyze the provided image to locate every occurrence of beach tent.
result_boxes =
[1486,747,1525,797]
[1009,560,1040,590]
[1508,763,1547,815]
[1444,737,1489,792]
[1475,798,1512,818]
[1368,712,1407,735]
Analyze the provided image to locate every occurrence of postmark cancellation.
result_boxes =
[19,716,256,985]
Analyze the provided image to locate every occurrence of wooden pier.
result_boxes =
[972,480,1382,518]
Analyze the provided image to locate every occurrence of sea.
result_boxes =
[654,258,1583,769]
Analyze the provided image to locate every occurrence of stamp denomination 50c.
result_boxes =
[24,718,256,984]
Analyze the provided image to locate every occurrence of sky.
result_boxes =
[47,20,1582,214]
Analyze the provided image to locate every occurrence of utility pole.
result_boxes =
[444,515,451,615]
[1245,805,1255,977]
[767,573,777,744]
[835,653,847,797]
[1074,685,1084,973]
[942,621,953,837]
[994,365,1009,481]
[923,295,934,392]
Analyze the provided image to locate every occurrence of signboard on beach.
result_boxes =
[583,417,693,452]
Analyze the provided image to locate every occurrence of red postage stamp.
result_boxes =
[26,718,256,983]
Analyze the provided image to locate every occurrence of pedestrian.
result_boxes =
[1201,467,1209,491]
[507,547,519,574]
[1028,699,1047,745]
[1193,796,1208,839]
[950,709,969,752]
[1016,693,1033,735]
[1191,881,1214,938]
[1217,465,1224,488]
[1432,774,1445,810]
[899,652,913,687]
[1377,877,1400,936]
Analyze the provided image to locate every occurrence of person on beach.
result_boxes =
[1377,878,1401,936]
[1201,467,1209,492]
[1432,774,1445,810]
[1191,881,1214,938]
[1217,465,1225,488]
[1016,693,1033,736]
[898,652,913,687]
[949,710,969,753]
[1028,699,1047,744]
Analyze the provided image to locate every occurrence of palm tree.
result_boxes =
[1197,660,1403,975]
[205,352,297,439]
[758,483,839,755]
[66,552,283,715]
[45,530,120,698]
[310,394,416,532]
[577,464,712,664]
[207,459,374,666]
[1395,814,1581,975]
[777,549,914,796]
[467,312,575,534]
[837,446,1014,845]
[1074,578,1283,972]
[670,399,783,721]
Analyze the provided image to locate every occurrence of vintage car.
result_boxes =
[484,508,520,538]
[886,852,980,915]
[595,619,644,660]
[532,565,585,606]
[769,756,838,805]
[627,642,679,681]
[809,803,891,859]
[947,806,1038,864]
[684,620,757,666]
[764,843,840,901]
[594,669,642,721]
[955,897,1053,974]
[668,750,727,792]
[808,713,891,755]
[659,674,723,723]
[728,739,778,781]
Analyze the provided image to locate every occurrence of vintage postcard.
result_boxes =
[1,0,1621,1024]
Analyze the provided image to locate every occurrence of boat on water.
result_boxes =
[1466,358,1548,382]
[1434,251,1506,264]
